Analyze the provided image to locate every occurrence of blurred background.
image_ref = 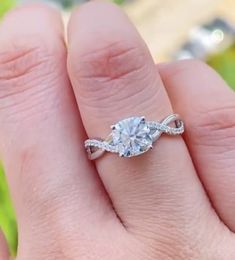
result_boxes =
[0,0,235,256]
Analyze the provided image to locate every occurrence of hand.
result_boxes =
[0,2,235,259]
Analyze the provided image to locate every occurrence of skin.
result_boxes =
[0,1,235,259]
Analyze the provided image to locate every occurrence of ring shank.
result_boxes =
[87,147,106,160]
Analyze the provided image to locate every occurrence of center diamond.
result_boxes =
[111,117,153,157]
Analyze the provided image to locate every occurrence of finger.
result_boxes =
[0,229,9,260]
[0,3,114,254]
[159,59,235,231]
[68,1,212,238]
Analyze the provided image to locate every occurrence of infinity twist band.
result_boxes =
[85,114,184,160]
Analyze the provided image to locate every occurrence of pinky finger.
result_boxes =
[0,229,9,260]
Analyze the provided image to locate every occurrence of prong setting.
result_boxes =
[111,116,153,157]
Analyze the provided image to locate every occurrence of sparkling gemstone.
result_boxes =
[111,117,153,157]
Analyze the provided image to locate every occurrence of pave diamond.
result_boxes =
[111,116,153,157]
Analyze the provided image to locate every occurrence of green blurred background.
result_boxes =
[0,0,235,256]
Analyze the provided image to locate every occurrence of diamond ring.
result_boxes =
[85,114,184,160]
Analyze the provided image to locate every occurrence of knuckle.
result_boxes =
[0,39,57,90]
[0,44,45,82]
[192,104,235,150]
[72,39,149,94]
[69,39,159,117]
[0,39,64,119]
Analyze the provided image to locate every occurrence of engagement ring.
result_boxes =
[85,114,184,160]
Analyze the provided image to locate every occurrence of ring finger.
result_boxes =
[67,1,215,246]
